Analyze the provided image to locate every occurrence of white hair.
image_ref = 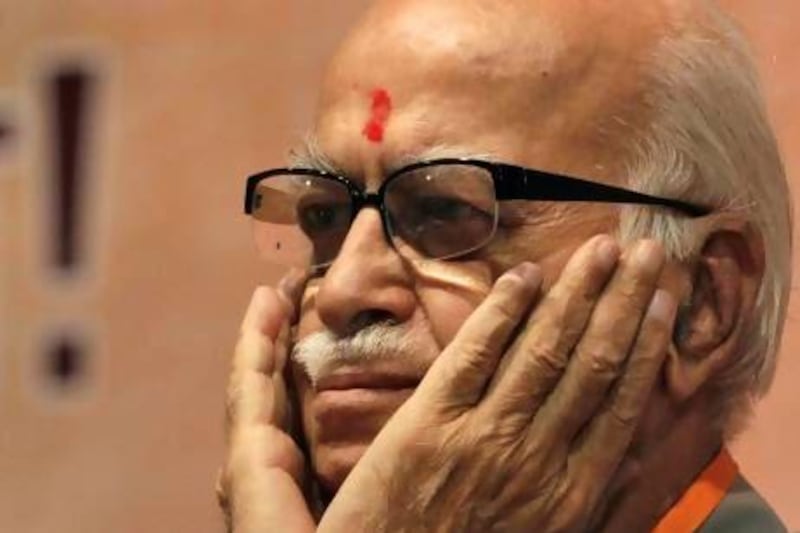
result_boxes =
[617,2,792,437]
[292,323,419,386]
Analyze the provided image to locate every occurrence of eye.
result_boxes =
[414,196,488,224]
[297,202,350,237]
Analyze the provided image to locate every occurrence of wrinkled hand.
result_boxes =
[217,274,315,533]
[319,236,677,532]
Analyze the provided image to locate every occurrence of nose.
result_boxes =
[314,208,416,337]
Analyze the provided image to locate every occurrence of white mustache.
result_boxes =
[291,323,416,387]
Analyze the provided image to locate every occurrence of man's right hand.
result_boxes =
[217,278,315,533]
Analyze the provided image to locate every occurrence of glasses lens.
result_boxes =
[385,164,497,260]
[250,173,352,271]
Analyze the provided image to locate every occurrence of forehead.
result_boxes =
[307,0,670,187]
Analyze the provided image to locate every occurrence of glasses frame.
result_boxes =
[244,158,711,265]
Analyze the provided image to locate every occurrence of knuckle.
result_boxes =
[642,314,671,341]
[216,465,231,496]
[529,343,568,381]
[480,405,529,443]
[450,341,494,375]
[617,270,649,297]
[457,337,490,360]
[606,401,639,428]
[561,487,591,527]
[538,477,589,532]
[576,342,625,380]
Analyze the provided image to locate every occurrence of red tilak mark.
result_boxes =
[362,88,392,143]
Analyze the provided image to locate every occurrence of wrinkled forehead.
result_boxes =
[310,0,674,183]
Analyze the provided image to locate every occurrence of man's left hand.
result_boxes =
[318,237,677,532]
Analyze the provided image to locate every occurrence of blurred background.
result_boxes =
[0,1,797,532]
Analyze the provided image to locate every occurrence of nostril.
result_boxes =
[345,310,398,336]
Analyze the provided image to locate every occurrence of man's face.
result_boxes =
[288,0,667,493]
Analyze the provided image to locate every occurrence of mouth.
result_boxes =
[316,370,421,392]
[311,368,422,440]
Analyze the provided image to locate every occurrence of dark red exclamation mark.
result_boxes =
[45,67,94,390]
[51,68,92,271]
[0,119,13,161]
[0,122,10,145]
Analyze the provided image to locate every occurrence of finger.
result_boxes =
[534,240,665,440]
[215,466,231,516]
[482,235,620,416]
[240,286,288,342]
[223,288,313,533]
[227,288,290,430]
[226,425,315,532]
[230,468,316,533]
[228,423,308,488]
[415,262,543,408]
[227,362,289,429]
[277,268,308,323]
[571,288,677,493]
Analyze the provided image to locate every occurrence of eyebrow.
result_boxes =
[391,145,498,174]
[287,134,342,174]
[287,134,497,177]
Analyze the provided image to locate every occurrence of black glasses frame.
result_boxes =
[244,158,711,220]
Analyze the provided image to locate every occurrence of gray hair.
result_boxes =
[617,2,792,437]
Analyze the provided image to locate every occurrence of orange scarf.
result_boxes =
[652,448,739,533]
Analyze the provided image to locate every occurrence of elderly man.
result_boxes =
[219,0,791,531]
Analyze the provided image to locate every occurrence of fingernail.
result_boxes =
[277,269,307,315]
[500,262,541,286]
[595,236,620,270]
[646,289,677,324]
[633,240,665,275]
[277,275,297,299]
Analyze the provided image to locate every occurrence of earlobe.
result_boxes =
[665,225,765,403]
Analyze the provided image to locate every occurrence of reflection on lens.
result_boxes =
[385,164,497,260]
[250,173,352,271]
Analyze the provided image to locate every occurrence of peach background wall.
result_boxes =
[0,2,796,532]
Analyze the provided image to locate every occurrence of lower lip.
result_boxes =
[313,387,415,422]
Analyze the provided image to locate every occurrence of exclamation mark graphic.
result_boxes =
[0,119,12,159]
[51,68,91,271]
[46,66,94,390]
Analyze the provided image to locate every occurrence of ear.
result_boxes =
[665,220,765,403]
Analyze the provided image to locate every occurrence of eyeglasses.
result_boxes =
[243,158,710,273]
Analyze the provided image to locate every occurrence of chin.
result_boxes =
[313,441,370,494]
[301,385,417,493]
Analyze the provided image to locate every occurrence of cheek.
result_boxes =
[416,288,478,347]
[408,259,493,348]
